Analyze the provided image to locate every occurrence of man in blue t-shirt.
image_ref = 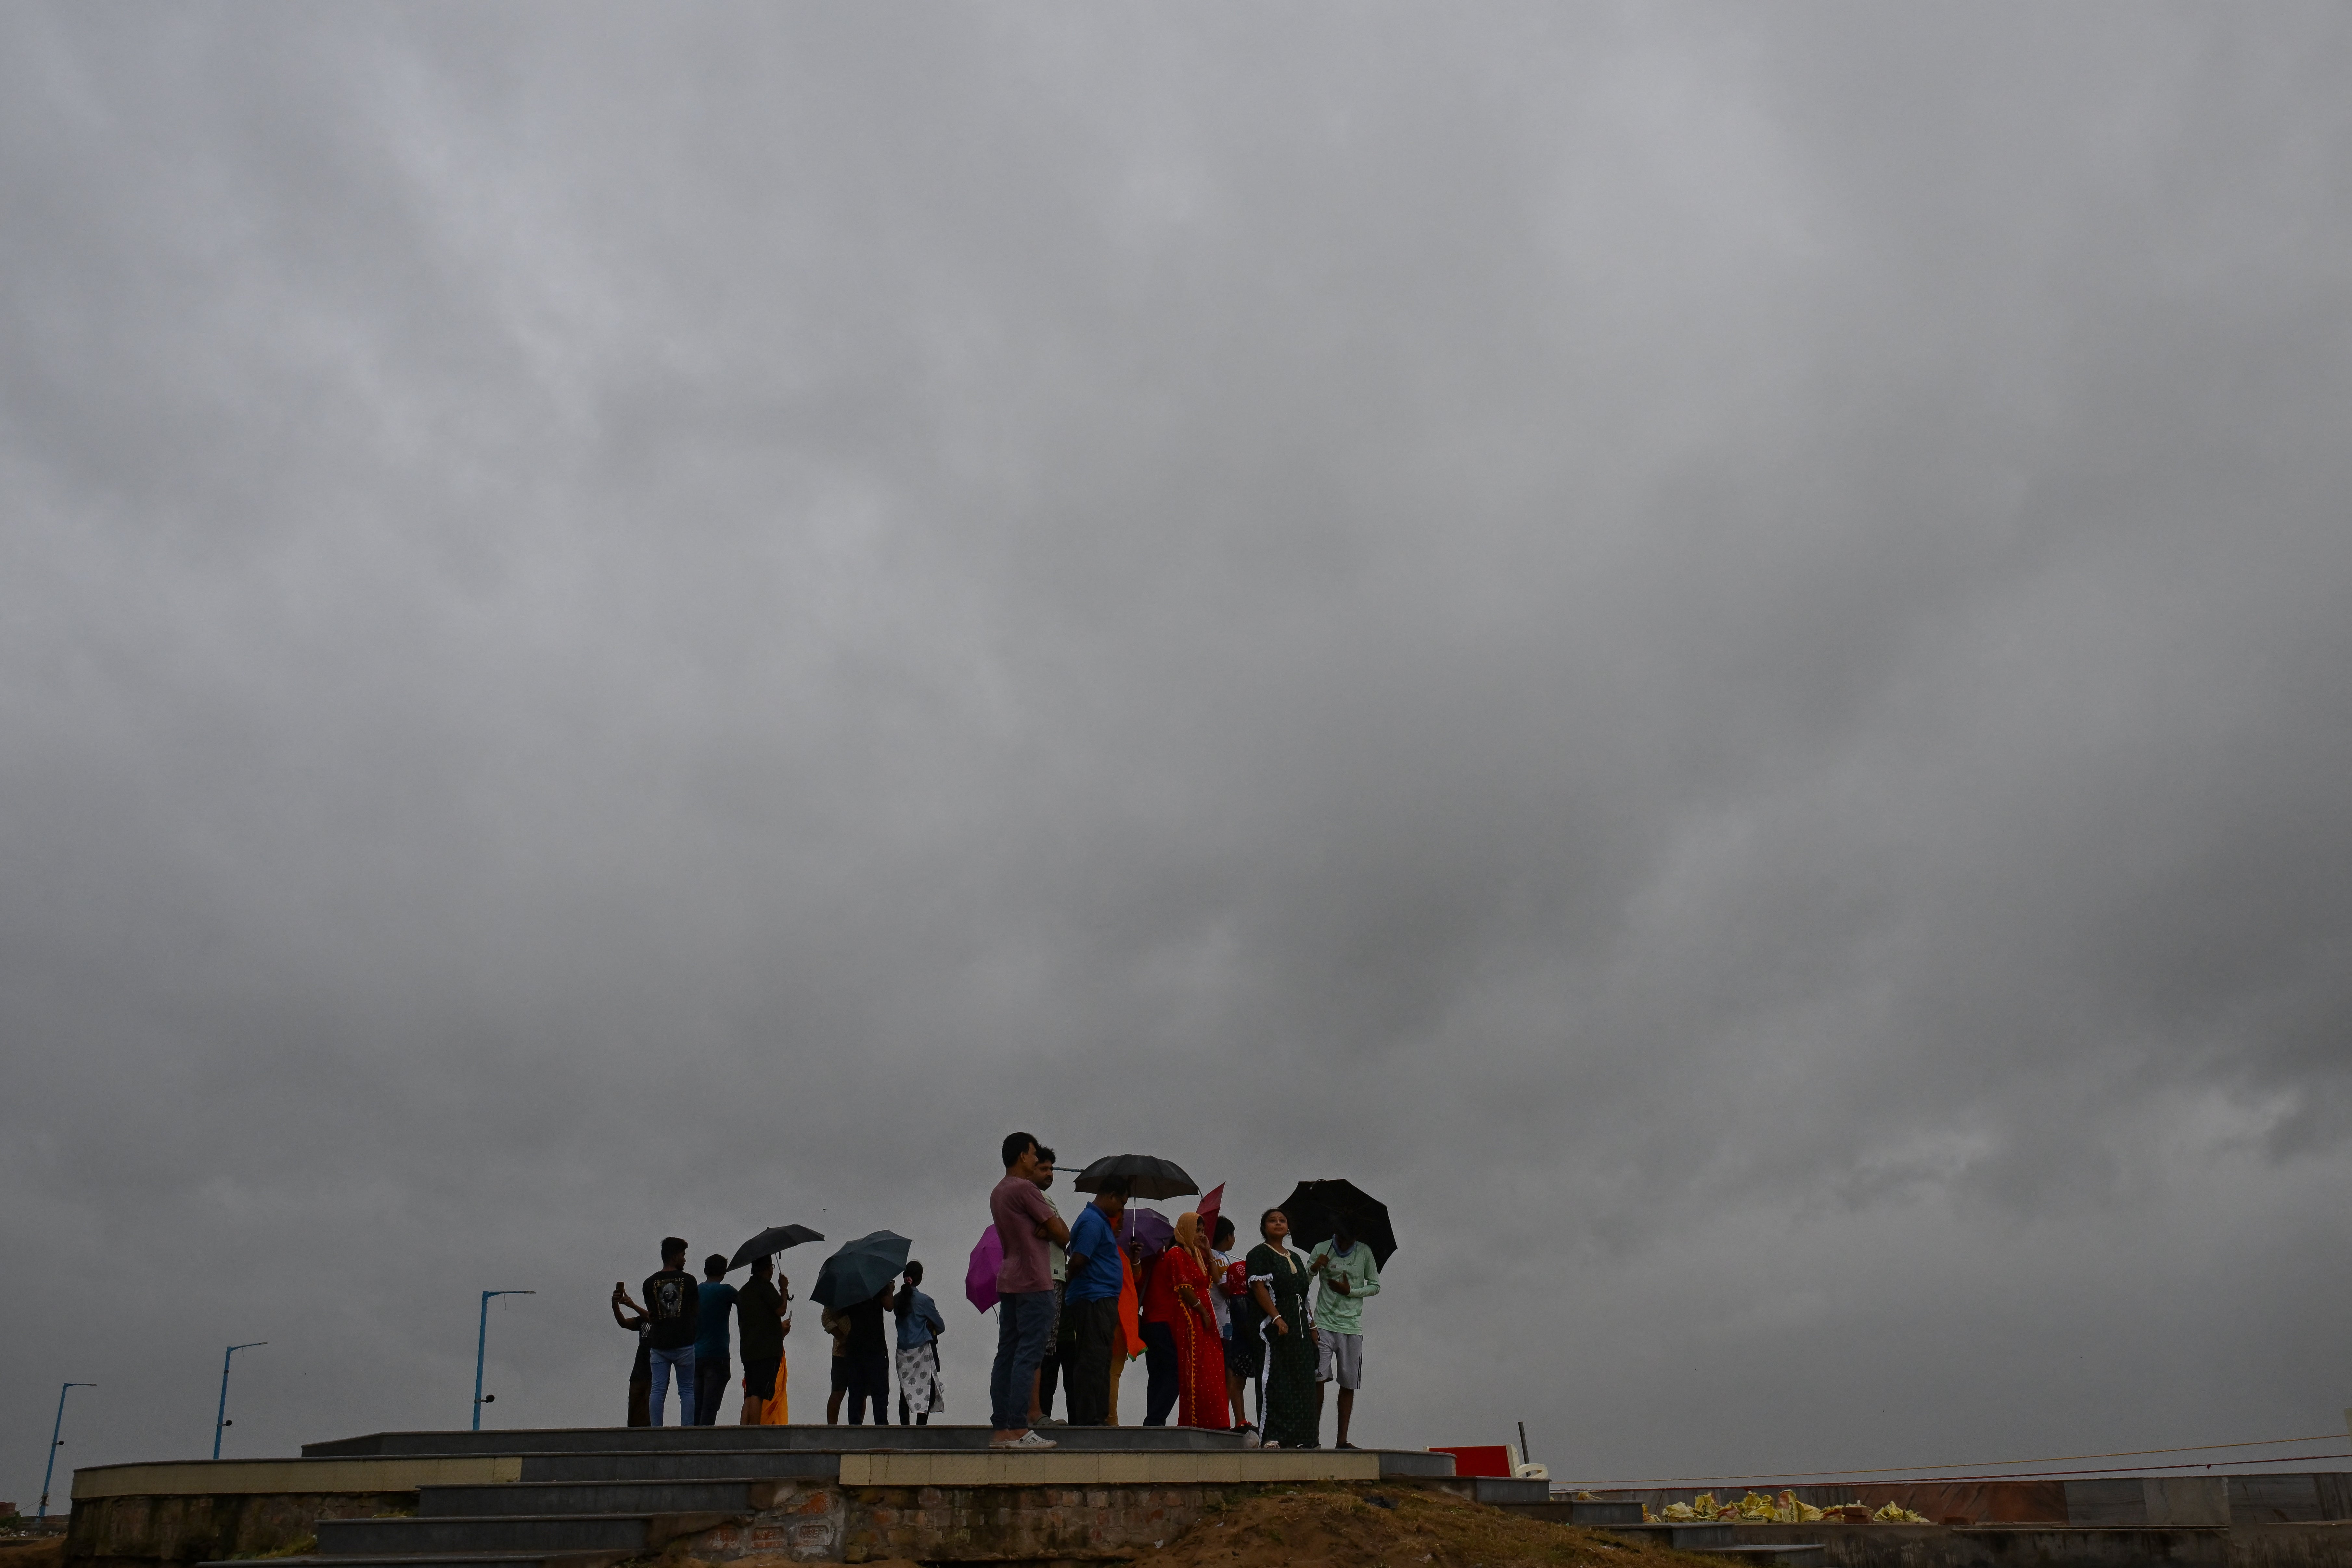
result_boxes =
[692,1253,739,1426]
[1060,1177,1129,1425]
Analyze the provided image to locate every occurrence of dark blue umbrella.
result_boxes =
[811,1229,912,1308]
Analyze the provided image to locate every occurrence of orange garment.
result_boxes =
[1117,1249,1145,1359]
[752,1349,789,1424]
[1107,1248,1145,1425]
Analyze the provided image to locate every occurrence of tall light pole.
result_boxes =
[473,1290,534,1431]
[39,1382,94,1520]
[213,1343,266,1459]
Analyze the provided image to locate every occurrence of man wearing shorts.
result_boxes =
[736,1255,788,1424]
[1307,1218,1380,1449]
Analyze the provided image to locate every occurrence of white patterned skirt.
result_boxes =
[896,1341,944,1415]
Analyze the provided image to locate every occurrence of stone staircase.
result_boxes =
[189,1424,1452,1568]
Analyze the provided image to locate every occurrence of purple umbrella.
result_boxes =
[967,1226,1003,1312]
[1118,1206,1174,1259]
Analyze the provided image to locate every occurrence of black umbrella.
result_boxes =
[1275,1178,1396,1267]
[1071,1154,1199,1202]
[727,1224,825,1271]
[810,1229,912,1308]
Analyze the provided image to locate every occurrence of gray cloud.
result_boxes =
[5,0,2351,1497]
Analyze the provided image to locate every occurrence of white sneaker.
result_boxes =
[1011,1429,1058,1448]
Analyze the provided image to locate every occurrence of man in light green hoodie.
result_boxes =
[1307,1218,1381,1448]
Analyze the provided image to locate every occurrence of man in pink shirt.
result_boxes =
[989,1131,1070,1447]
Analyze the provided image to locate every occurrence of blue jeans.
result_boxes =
[989,1289,1057,1431]
[647,1344,697,1426]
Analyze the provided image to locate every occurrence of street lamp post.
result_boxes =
[472,1290,534,1431]
[213,1343,267,1460]
[38,1382,95,1520]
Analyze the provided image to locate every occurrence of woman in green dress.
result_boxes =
[1245,1208,1320,1449]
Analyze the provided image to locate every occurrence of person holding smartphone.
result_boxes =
[610,1282,651,1427]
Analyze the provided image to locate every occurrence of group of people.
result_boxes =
[610,1241,792,1426]
[986,1131,1380,1450]
[816,1260,948,1426]
[608,1131,1383,1443]
[610,1240,947,1427]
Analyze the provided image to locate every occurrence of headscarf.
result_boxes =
[1175,1211,1212,1274]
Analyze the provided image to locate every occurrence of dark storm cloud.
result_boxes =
[5,1,2351,1495]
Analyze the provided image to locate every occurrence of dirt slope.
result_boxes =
[1124,1484,1717,1568]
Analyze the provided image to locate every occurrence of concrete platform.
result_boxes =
[77,1426,1466,1568]
[837,1448,1381,1486]
[302,1425,1246,1458]
[73,1459,523,1499]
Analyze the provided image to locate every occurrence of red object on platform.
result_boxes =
[1432,1445,1514,1478]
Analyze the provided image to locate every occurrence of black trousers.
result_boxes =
[845,1348,891,1425]
[1140,1320,1178,1426]
[1063,1296,1122,1426]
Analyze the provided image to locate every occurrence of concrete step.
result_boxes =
[305,1424,1247,1458]
[419,1481,775,1517]
[315,1513,733,1557]
[516,1449,841,1483]
[205,1556,629,1568]
[1695,1545,1826,1568]
[1602,1523,1738,1548]
[1501,1500,1647,1527]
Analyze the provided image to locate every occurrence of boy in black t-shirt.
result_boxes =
[641,1236,701,1426]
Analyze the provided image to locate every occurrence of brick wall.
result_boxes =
[683,1480,1248,1563]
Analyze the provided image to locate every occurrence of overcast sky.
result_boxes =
[6,1,2352,1502]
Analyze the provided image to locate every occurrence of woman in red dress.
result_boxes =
[1142,1211,1229,1429]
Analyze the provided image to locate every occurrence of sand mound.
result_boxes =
[1125,1484,1712,1568]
